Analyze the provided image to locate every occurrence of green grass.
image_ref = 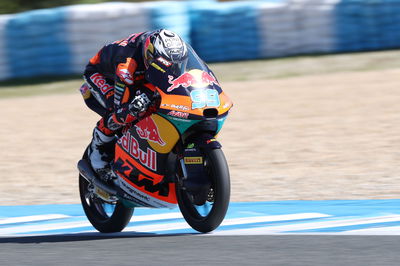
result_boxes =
[1,49,400,99]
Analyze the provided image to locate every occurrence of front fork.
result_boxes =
[174,133,221,205]
[179,158,189,180]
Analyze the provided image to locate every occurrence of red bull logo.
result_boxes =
[201,71,219,87]
[118,132,157,171]
[135,116,166,146]
[167,70,220,92]
[89,73,113,94]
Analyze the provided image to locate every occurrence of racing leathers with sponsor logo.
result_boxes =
[79,29,188,181]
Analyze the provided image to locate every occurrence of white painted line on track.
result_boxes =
[0,212,332,236]
[124,221,191,233]
[2,201,400,237]
[0,212,183,236]
[130,212,183,222]
[0,221,92,235]
[124,213,331,233]
[0,214,70,225]
[0,212,184,236]
[220,213,331,226]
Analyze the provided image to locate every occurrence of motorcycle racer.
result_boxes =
[79,29,188,181]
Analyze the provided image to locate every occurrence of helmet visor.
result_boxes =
[145,45,210,91]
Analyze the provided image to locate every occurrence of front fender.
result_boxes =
[185,132,222,150]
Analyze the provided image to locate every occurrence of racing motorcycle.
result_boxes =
[77,46,233,233]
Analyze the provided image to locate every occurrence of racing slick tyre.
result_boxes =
[79,150,133,233]
[176,148,230,233]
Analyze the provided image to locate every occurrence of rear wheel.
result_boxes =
[79,150,133,233]
[176,148,230,233]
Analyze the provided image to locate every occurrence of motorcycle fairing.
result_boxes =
[156,88,232,121]
[111,44,233,209]
[114,145,177,208]
[145,44,233,120]
[134,114,180,154]
[113,114,180,208]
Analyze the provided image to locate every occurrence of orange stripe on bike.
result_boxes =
[118,167,177,204]
[115,144,163,180]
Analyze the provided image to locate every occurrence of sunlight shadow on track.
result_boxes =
[0,232,199,244]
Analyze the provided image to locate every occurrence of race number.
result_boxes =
[190,89,220,109]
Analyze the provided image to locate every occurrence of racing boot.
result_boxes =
[88,127,117,181]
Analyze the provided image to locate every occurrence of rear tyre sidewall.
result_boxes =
[79,148,134,233]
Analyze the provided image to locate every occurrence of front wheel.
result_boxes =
[176,148,230,233]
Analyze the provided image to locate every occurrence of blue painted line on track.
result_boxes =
[0,204,83,218]
[1,200,400,236]
[2,200,399,218]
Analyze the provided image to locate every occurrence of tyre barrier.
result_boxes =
[1,0,400,80]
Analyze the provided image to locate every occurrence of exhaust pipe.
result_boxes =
[77,159,117,196]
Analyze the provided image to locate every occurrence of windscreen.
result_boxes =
[167,45,208,77]
[145,44,221,95]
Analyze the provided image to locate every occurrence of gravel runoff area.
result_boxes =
[0,68,399,205]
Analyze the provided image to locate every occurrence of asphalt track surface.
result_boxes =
[1,235,400,265]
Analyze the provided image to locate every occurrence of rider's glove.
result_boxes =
[129,92,152,118]
[105,113,122,131]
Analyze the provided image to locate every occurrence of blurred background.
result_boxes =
[1,0,399,205]
[1,0,400,80]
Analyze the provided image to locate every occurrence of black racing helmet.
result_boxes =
[143,29,188,68]
[143,29,189,85]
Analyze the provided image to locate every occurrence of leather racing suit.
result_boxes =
[79,32,156,180]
